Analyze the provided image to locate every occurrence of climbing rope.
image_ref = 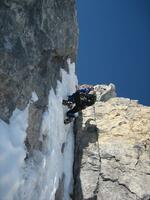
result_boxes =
[92,105,104,200]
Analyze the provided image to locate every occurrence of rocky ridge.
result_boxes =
[74,85,150,200]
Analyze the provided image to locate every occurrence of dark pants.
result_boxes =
[68,91,80,104]
[67,91,86,118]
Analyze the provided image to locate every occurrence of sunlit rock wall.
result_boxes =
[74,85,150,200]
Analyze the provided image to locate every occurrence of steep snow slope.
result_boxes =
[0,60,77,200]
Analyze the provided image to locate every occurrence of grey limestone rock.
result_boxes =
[94,83,116,102]
[73,85,150,200]
[0,0,78,153]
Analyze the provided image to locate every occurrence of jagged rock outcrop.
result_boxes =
[74,85,150,200]
[0,0,78,152]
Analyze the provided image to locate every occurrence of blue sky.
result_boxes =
[76,0,150,106]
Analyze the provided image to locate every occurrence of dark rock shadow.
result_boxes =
[73,112,99,200]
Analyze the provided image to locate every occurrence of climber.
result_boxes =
[63,85,96,124]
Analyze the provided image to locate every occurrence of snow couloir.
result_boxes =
[0,59,78,200]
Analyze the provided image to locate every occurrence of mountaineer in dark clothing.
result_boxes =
[63,85,96,124]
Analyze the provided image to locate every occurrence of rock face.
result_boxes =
[0,0,78,152]
[74,85,150,200]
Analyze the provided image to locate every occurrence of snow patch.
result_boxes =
[31,91,38,102]
[0,107,29,200]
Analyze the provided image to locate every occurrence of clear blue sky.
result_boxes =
[76,0,150,106]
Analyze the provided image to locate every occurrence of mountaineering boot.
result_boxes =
[64,117,73,124]
[62,100,73,109]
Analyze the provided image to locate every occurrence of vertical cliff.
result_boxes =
[73,85,150,200]
[0,1,78,200]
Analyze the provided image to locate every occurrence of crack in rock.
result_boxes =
[100,174,140,199]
